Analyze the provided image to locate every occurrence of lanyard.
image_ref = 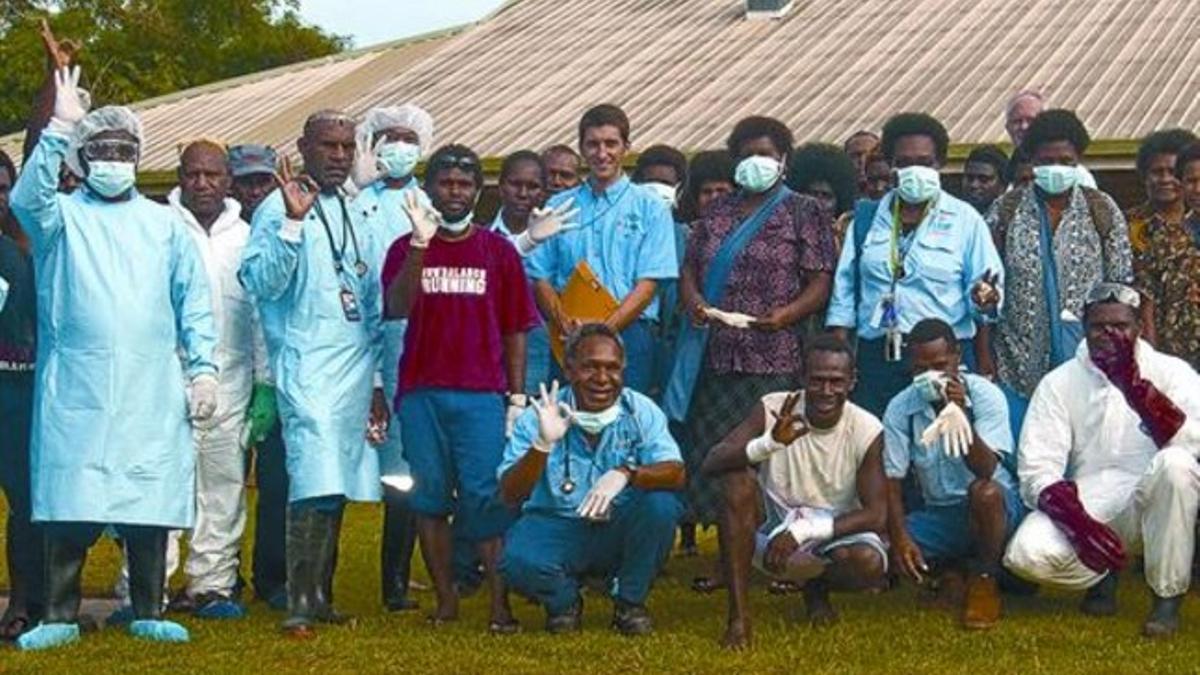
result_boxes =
[888,197,932,282]
[313,194,366,278]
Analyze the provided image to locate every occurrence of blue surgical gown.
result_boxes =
[240,189,383,503]
[10,131,218,529]
[351,178,421,480]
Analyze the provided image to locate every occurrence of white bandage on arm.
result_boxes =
[746,435,787,464]
[787,510,835,548]
[278,218,304,243]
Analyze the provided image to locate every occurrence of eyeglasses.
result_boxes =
[82,139,140,163]
[1085,282,1141,308]
[429,154,479,172]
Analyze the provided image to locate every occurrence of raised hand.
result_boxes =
[40,19,79,71]
[769,391,810,445]
[531,380,573,453]
[527,198,580,243]
[274,156,319,220]
[403,190,442,249]
[971,269,1001,313]
[52,66,87,127]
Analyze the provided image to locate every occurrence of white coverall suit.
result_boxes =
[117,191,267,601]
[1004,340,1200,598]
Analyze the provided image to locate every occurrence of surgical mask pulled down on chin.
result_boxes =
[735,156,782,194]
[643,181,678,208]
[86,161,137,198]
[572,402,620,435]
[377,141,421,179]
[894,166,940,204]
[1033,165,1079,195]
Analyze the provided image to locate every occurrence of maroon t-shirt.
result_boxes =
[382,226,540,399]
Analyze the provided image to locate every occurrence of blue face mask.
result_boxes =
[735,156,782,193]
[86,161,137,198]
[895,166,941,204]
[1033,165,1078,195]
[377,141,421,179]
[573,402,621,435]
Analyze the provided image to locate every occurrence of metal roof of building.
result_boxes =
[5,0,1198,174]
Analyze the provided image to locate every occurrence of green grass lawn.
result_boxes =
[3,492,1200,674]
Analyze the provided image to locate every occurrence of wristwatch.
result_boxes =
[619,463,639,485]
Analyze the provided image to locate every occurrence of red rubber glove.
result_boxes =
[1091,333,1186,448]
[1038,480,1126,573]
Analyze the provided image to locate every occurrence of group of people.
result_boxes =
[2,27,1200,654]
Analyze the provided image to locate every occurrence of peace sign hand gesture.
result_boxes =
[275,156,320,220]
[769,391,810,446]
[971,269,1001,313]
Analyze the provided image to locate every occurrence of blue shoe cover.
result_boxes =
[194,598,246,620]
[17,623,81,651]
[129,619,190,643]
[106,604,135,626]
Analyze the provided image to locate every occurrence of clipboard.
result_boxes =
[549,260,620,366]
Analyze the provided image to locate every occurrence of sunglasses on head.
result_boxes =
[1085,282,1141,309]
[429,154,479,173]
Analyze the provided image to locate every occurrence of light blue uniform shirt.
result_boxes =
[499,388,682,518]
[526,176,678,321]
[882,373,1016,506]
[826,190,1003,340]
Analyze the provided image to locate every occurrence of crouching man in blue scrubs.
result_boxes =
[499,323,685,635]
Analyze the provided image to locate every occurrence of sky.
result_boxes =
[298,0,507,48]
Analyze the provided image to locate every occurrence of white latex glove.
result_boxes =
[745,433,787,464]
[531,380,573,453]
[920,401,974,458]
[352,136,385,188]
[703,306,757,329]
[515,198,580,254]
[189,374,219,424]
[577,468,630,520]
[505,393,528,438]
[402,190,442,249]
[50,66,87,132]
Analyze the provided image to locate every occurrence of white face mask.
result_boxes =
[643,181,678,208]
[573,403,621,434]
[86,160,137,198]
[734,156,783,193]
[440,212,474,234]
[894,166,941,204]
[376,141,421,179]
[1033,165,1078,195]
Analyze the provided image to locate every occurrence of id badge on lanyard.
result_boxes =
[339,287,362,322]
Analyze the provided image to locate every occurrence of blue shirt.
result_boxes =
[826,190,1003,340]
[882,373,1016,506]
[526,175,678,321]
[499,388,682,517]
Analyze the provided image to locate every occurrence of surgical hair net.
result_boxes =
[65,105,144,178]
[356,104,435,156]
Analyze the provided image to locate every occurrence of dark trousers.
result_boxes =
[0,371,43,617]
[251,424,289,601]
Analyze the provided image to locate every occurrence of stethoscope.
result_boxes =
[313,194,367,278]
[558,396,640,494]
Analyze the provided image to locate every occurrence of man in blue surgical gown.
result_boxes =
[10,66,219,651]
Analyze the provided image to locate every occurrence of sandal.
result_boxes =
[691,576,725,594]
[767,579,802,595]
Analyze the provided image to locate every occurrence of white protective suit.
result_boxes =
[117,190,268,602]
[1004,339,1200,597]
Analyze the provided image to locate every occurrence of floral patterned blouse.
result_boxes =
[1136,212,1200,370]
[685,190,836,375]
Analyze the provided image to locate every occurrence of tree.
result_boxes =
[0,0,348,135]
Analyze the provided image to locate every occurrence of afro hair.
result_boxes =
[786,142,859,214]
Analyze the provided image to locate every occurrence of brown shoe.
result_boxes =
[962,573,1001,630]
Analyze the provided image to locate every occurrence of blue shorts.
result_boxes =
[399,388,513,541]
[906,483,1024,561]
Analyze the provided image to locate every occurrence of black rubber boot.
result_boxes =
[1142,594,1184,638]
[281,508,321,637]
[381,496,419,611]
[315,505,352,626]
[125,528,169,620]
[1080,572,1119,617]
[42,536,89,624]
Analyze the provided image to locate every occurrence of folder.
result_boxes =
[549,260,620,366]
